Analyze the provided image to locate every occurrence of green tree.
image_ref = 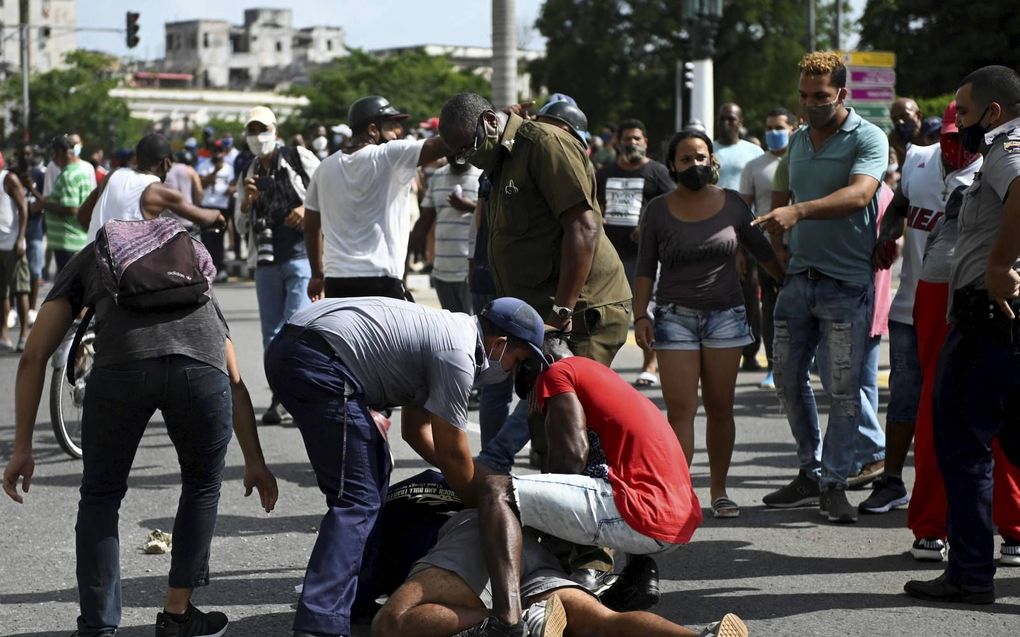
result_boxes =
[289,49,491,131]
[858,0,1020,99]
[2,50,151,151]
[529,0,848,153]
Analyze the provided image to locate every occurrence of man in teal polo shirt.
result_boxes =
[753,51,890,524]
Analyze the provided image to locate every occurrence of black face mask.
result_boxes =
[894,120,917,144]
[959,106,990,154]
[672,164,713,191]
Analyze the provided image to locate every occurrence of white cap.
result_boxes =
[245,106,277,128]
[331,123,352,137]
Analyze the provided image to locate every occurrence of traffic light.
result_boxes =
[126,12,140,49]
[683,62,695,90]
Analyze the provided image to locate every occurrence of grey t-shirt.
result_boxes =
[288,297,481,430]
[45,246,229,373]
[637,189,775,310]
[949,119,1020,317]
[920,186,966,285]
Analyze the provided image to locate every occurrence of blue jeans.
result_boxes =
[934,326,1020,588]
[478,379,530,474]
[265,329,392,636]
[75,356,232,635]
[818,334,886,474]
[773,273,874,489]
[255,257,311,350]
[887,320,922,422]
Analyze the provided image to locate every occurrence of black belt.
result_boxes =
[281,324,334,356]
[805,267,829,281]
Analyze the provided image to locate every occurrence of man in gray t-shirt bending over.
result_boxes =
[264,296,547,637]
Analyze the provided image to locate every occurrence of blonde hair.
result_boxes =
[799,51,847,87]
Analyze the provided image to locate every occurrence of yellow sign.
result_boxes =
[842,51,896,68]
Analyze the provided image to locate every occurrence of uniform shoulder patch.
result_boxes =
[1004,140,1020,153]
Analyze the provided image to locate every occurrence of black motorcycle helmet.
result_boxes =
[536,100,590,147]
[347,96,408,134]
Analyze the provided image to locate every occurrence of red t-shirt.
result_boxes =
[535,357,702,544]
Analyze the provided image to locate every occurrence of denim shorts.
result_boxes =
[652,303,753,351]
[887,320,921,422]
[511,473,679,556]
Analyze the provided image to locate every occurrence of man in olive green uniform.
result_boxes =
[439,93,631,366]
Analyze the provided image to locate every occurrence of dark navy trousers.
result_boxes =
[265,328,391,636]
[934,326,1020,588]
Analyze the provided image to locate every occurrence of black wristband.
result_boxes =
[634,316,651,324]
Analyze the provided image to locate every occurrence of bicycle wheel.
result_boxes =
[49,332,93,459]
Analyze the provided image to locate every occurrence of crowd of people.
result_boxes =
[2,50,1020,637]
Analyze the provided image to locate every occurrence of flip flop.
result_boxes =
[712,497,740,519]
[633,371,660,388]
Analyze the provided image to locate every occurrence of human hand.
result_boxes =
[284,205,305,229]
[244,176,259,201]
[547,312,572,333]
[307,275,324,302]
[752,205,802,235]
[243,462,279,513]
[447,192,475,212]
[3,451,34,504]
[15,237,26,258]
[635,317,654,352]
[872,239,898,270]
[985,266,1020,319]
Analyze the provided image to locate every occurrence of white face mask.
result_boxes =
[246,130,277,156]
[72,143,82,157]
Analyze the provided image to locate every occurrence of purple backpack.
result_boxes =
[95,218,215,311]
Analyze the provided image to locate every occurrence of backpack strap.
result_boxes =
[66,306,95,385]
[278,146,311,188]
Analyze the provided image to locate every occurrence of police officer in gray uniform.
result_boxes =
[905,65,1020,605]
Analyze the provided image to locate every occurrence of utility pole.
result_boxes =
[492,0,517,109]
[19,0,30,142]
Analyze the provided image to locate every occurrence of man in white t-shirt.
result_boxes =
[865,101,982,515]
[740,107,796,389]
[304,95,449,301]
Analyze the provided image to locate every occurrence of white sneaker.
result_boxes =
[1001,538,1020,566]
[759,371,775,389]
[911,537,947,561]
[523,593,566,637]
[27,309,37,327]
[6,309,15,329]
[699,613,748,637]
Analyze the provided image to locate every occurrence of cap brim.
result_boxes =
[941,122,959,135]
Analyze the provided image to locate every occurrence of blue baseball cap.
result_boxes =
[479,297,546,364]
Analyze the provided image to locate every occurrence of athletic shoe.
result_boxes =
[911,537,947,562]
[1000,537,1020,566]
[522,593,567,637]
[698,613,748,637]
[904,573,994,605]
[154,603,228,637]
[762,470,820,508]
[262,400,293,425]
[759,371,775,389]
[858,476,909,513]
[451,616,525,637]
[599,555,660,612]
[847,460,885,490]
[568,568,617,596]
[820,487,857,523]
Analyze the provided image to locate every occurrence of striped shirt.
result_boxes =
[421,164,482,283]
[47,161,92,252]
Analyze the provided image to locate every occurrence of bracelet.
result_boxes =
[634,316,651,324]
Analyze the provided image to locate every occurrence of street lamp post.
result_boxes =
[680,0,723,138]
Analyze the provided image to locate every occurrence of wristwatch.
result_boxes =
[552,304,573,320]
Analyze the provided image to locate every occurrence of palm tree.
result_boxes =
[492,0,517,108]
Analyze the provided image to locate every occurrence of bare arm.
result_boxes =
[984,176,1020,317]
[140,182,222,226]
[304,208,324,301]
[189,166,204,204]
[76,179,106,230]
[553,203,599,328]
[5,174,28,251]
[418,136,451,167]
[400,405,439,466]
[3,298,74,503]
[754,174,881,235]
[225,338,278,512]
[544,393,589,474]
[429,416,476,506]
[873,184,910,270]
[409,206,437,263]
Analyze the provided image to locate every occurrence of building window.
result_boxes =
[276,41,283,52]
[188,34,197,49]
[166,34,173,51]
[203,32,209,48]
[327,39,333,51]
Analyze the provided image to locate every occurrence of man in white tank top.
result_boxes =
[78,135,223,240]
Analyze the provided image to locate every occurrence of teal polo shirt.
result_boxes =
[787,108,889,285]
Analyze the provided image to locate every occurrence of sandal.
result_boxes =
[712,496,740,519]
[633,371,660,388]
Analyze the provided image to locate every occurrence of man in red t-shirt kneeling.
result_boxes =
[471,353,703,636]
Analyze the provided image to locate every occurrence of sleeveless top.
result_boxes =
[87,168,160,242]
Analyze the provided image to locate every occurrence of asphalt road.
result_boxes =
[1,278,1017,636]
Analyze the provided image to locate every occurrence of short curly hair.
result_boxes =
[799,51,847,88]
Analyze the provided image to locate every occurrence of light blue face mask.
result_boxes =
[765,129,789,151]
[477,340,510,385]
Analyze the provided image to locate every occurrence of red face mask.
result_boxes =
[940,133,980,170]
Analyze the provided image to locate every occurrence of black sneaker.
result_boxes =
[452,616,525,637]
[155,603,228,637]
[762,470,820,508]
[911,537,947,562]
[820,487,857,523]
[1000,537,1020,566]
[859,476,909,513]
[598,555,660,612]
[262,400,293,425]
[904,572,994,605]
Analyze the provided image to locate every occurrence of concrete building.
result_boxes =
[163,8,345,90]
[0,0,77,75]
[370,44,544,99]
